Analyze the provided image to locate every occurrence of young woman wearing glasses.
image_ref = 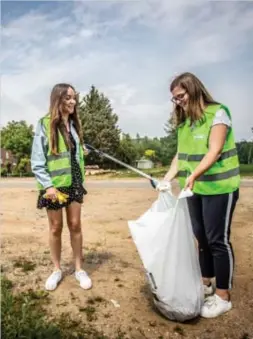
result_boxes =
[160,72,240,318]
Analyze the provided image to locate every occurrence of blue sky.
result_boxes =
[1,0,253,141]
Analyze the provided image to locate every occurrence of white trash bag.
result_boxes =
[128,189,204,322]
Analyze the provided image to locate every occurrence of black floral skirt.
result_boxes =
[37,184,87,210]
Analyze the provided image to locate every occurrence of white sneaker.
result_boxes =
[45,270,62,291]
[201,294,232,318]
[75,270,92,290]
[203,283,215,296]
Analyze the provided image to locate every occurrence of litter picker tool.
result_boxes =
[84,144,158,189]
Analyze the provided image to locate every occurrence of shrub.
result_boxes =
[1,167,7,177]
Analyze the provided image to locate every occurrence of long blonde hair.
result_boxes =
[49,83,83,155]
[170,72,220,126]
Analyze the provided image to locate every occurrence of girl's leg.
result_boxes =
[66,201,92,289]
[45,208,63,291]
[47,208,63,270]
[66,201,83,270]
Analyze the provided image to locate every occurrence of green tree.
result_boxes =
[144,149,158,163]
[1,121,34,163]
[132,136,145,160]
[236,140,253,164]
[136,133,141,143]
[161,116,177,165]
[79,85,121,167]
[17,157,31,174]
[117,134,138,165]
[144,149,156,159]
[132,135,162,162]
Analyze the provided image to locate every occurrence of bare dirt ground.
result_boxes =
[1,181,253,339]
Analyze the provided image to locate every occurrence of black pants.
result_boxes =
[187,189,239,290]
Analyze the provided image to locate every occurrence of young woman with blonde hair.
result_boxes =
[160,72,240,318]
[31,83,92,291]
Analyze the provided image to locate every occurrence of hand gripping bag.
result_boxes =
[128,190,204,322]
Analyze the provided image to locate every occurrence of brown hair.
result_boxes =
[170,72,220,126]
[49,83,83,155]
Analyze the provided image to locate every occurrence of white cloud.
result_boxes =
[1,0,253,140]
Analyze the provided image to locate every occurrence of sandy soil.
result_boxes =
[1,183,253,339]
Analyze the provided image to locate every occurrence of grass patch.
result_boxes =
[2,276,13,290]
[2,276,59,339]
[148,321,157,327]
[87,296,106,304]
[80,296,107,321]
[87,298,96,305]
[240,334,250,339]
[1,264,7,273]
[115,329,127,339]
[79,306,97,322]
[240,164,253,176]
[119,260,130,268]
[173,325,185,336]
[70,292,77,301]
[94,296,105,303]
[13,257,36,272]
[107,167,168,179]
[85,249,113,265]
[1,275,126,339]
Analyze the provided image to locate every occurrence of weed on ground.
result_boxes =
[13,257,37,272]
[1,275,128,339]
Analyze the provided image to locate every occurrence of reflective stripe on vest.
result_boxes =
[47,151,70,162]
[178,167,240,182]
[50,167,72,178]
[178,148,238,162]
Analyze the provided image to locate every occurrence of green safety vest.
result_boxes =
[37,115,85,190]
[177,104,240,195]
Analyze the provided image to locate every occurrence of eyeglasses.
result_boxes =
[171,91,187,104]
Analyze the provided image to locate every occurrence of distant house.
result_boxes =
[0,148,17,172]
[136,159,154,170]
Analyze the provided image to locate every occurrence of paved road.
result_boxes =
[0,179,154,189]
[0,178,252,189]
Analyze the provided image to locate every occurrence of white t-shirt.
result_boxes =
[212,108,231,128]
